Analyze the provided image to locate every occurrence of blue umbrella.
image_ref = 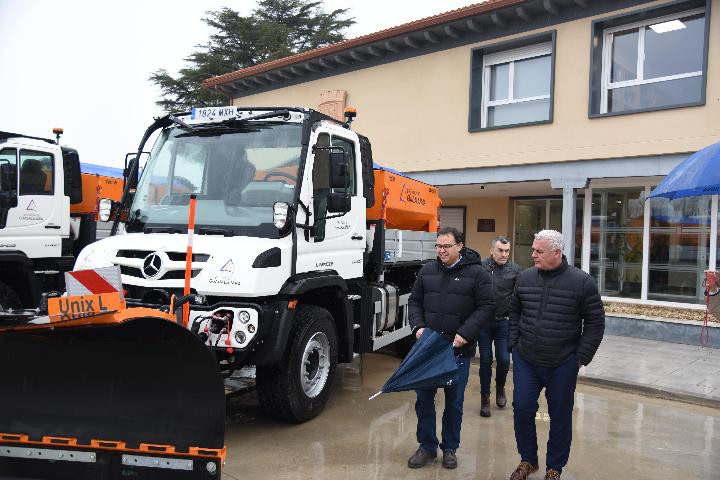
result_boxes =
[649,141,720,199]
[369,329,458,400]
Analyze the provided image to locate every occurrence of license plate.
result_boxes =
[190,106,239,122]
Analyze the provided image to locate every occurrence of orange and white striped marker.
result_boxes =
[183,194,197,327]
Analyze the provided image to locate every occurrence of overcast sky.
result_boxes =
[0,0,479,167]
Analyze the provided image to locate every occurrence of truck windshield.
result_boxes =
[127,122,302,237]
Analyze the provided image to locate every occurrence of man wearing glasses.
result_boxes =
[407,227,494,470]
[508,230,605,480]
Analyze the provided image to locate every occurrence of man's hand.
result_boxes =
[415,328,425,339]
[452,334,467,348]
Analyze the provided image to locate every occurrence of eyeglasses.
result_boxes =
[435,243,457,250]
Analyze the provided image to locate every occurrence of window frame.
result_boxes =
[481,42,553,129]
[600,7,706,114]
[588,0,710,118]
[19,149,54,196]
[330,135,357,196]
[468,30,556,132]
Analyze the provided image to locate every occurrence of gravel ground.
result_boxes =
[603,301,718,323]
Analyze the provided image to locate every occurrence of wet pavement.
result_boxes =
[221,352,720,480]
[579,335,720,406]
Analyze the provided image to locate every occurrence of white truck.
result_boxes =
[75,107,442,422]
[0,131,123,309]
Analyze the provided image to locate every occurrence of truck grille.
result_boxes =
[113,250,210,281]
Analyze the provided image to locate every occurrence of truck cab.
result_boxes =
[0,132,83,307]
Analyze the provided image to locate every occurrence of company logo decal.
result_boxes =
[399,184,426,206]
[142,252,163,279]
[220,259,235,273]
[26,200,37,211]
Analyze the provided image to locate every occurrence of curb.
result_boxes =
[577,374,720,409]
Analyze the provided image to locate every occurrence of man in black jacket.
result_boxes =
[407,227,494,470]
[479,236,522,417]
[508,230,604,480]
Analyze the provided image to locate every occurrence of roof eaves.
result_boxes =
[203,0,528,88]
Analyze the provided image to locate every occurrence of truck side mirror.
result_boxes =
[124,157,139,189]
[329,151,348,190]
[61,149,83,205]
[327,192,351,213]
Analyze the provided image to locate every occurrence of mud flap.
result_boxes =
[0,317,225,479]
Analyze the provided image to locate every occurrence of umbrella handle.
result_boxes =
[368,391,382,400]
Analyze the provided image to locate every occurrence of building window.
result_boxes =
[482,43,552,128]
[439,206,466,235]
[590,2,709,116]
[590,188,645,299]
[469,32,555,131]
[648,195,710,304]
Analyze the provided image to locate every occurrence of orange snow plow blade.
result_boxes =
[0,294,226,479]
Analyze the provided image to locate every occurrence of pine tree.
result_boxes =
[150,0,354,111]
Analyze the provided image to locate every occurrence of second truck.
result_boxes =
[75,106,442,422]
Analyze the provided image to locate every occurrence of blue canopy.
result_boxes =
[80,163,124,179]
[369,329,458,400]
[649,141,720,200]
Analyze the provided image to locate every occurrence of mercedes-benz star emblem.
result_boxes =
[142,252,163,279]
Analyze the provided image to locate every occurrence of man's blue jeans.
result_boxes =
[415,356,471,453]
[478,319,510,395]
[512,350,579,473]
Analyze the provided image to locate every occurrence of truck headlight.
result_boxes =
[273,202,289,229]
[98,198,114,222]
[238,311,250,323]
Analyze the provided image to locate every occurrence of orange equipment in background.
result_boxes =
[70,164,125,219]
[366,166,441,232]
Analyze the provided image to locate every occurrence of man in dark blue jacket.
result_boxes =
[508,230,605,480]
[407,227,495,470]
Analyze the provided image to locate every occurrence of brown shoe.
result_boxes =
[496,385,507,408]
[480,393,491,417]
[407,448,436,468]
[442,450,457,469]
[509,461,539,480]
[544,469,561,479]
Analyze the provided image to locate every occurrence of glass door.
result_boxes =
[513,198,576,269]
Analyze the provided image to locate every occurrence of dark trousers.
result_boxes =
[511,350,579,473]
[415,356,471,453]
[478,319,510,395]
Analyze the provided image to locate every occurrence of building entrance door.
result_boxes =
[513,199,562,269]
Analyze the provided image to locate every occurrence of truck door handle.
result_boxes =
[45,225,61,229]
[351,235,364,241]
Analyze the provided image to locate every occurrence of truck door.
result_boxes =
[1,148,67,258]
[296,130,365,279]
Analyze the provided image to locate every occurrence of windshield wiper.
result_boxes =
[169,114,197,132]
[196,227,235,237]
[222,109,290,125]
[143,226,184,234]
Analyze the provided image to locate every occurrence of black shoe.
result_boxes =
[480,393,491,417]
[496,385,507,408]
[442,450,457,469]
[407,448,436,468]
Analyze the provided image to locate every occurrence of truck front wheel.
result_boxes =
[0,280,21,309]
[256,305,338,423]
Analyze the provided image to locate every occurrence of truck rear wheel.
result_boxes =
[0,280,21,309]
[256,305,338,423]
